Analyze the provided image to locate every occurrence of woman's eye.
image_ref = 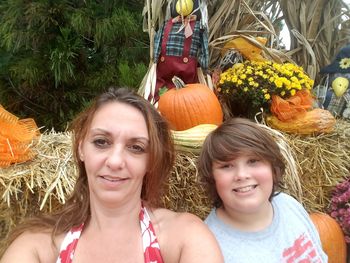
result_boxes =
[92,138,109,148]
[128,144,145,153]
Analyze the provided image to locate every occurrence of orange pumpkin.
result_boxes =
[310,212,347,263]
[158,76,223,131]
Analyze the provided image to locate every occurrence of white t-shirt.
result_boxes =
[205,192,328,263]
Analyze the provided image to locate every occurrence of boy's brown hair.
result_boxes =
[198,117,285,207]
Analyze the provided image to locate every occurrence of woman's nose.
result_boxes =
[105,146,126,169]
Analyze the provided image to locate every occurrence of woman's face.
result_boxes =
[79,102,149,207]
[212,154,273,215]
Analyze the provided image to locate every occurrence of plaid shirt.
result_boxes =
[153,19,209,71]
[315,73,350,116]
[325,92,347,116]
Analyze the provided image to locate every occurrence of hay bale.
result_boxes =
[162,152,212,219]
[282,119,350,212]
[0,130,77,250]
[0,120,349,251]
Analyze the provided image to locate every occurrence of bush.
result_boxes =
[0,0,149,130]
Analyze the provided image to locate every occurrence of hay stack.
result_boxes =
[282,120,350,212]
[0,130,77,251]
[162,152,212,219]
[0,120,349,252]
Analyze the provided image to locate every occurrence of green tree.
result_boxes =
[0,0,149,130]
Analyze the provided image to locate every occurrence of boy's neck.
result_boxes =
[216,202,274,232]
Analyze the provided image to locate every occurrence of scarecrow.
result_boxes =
[314,44,350,119]
[147,0,209,104]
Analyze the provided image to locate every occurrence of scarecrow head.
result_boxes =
[320,44,350,74]
[170,0,202,18]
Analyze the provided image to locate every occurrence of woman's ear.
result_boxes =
[78,142,84,161]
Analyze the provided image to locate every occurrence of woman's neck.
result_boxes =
[88,198,142,231]
[217,202,274,232]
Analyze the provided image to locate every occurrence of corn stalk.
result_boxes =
[279,0,350,81]
[139,0,350,91]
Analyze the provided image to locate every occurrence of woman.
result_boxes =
[198,118,327,263]
[1,87,223,263]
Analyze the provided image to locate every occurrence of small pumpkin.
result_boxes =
[158,76,223,131]
[310,212,347,263]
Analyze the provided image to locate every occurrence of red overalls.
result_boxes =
[152,17,199,103]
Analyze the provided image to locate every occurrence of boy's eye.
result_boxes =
[213,161,232,169]
[248,158,260,164]
[216,162,233,169]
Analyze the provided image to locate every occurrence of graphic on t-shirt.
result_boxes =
[282,233,322,262]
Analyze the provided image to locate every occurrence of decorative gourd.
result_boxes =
[310,212,347,263]
[266,108,336,135]
[158,76,223,131]
[332,76,349,97]
[171,124,217,153]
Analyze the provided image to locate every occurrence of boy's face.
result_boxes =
[212,154,274,215]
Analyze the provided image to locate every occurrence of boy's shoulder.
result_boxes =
[273,192,309,218]
[273,192,300,204]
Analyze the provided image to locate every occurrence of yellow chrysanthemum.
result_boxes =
[340,58,350,69]
[264,94,271,100]
[217,60,313,111]
[274,79,283,88]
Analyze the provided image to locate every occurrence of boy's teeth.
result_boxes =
[235,185,255,192]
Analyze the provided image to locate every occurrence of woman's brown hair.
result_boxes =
[6,87,175,247]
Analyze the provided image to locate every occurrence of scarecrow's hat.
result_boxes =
[320,44,350,74]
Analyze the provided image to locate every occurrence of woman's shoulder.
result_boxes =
[1,229,64,263]
[149,207,223,263]
[151,207,206,230]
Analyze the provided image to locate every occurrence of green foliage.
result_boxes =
[0,0,149,131]
[118,61,147,88]
[50,27,82,87]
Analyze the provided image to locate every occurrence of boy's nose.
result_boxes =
[234,165,249,181]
